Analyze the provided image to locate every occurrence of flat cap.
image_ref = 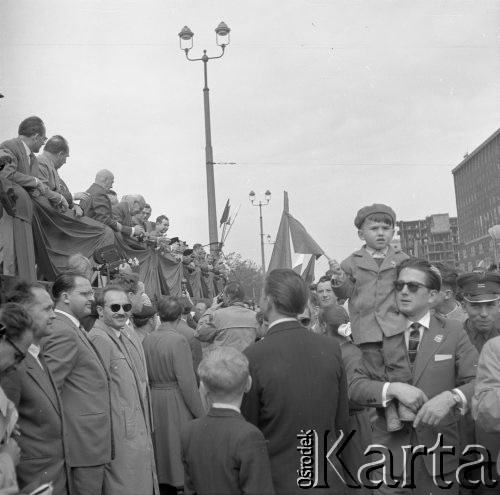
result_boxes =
[457,271,500,303]
[354,203,396,229]
[132,304,157,318]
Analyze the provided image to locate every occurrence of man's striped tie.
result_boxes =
[408,322,421,365]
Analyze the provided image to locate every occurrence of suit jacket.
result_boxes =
[181,407,274,495]
[82,183,132,235]
[334,246,409,343]
[36,153,72,208]
[350,314,478,477]
[41,311,113,467]
[241,320,350,494]
[1,354,68,495]
[0,137,38,223]
[112,202,134,233]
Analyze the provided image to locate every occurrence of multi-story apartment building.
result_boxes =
[397,214,460,267]
[452,128,500,271]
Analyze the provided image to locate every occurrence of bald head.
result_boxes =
[95,169,114,192]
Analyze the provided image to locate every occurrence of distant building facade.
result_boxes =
[452,128,500,271]
[397,214,460,267]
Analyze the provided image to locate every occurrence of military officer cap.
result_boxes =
[457,271,500,303]
[354,203,396,229]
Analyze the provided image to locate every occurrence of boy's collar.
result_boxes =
[365,245,390,257]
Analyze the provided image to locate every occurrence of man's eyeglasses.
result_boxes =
[0,323,27,365]
[107,303,132,313]
[393,281,429,293]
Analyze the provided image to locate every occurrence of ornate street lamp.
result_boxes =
[178,22,231,255]
[249,190,272,277]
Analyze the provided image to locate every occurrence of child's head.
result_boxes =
[354,204,396,250]
[198,347,251,404]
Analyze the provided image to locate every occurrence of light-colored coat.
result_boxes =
[89,319,159,495]
[472,335,500,473]
[333,246,409,344]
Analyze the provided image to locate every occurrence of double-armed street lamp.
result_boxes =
[249,190,271,277]
[178,22,231,256]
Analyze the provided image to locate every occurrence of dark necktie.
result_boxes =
[408,322,421,365]
[29,153,36,171]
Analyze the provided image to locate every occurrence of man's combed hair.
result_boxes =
[198,347,249,399]
[18,116,45,137]
[224,281,245,303]
[265,269,308,317]
[4,280,46,306]
[44,135,69,154]
[0,302,33,340]
[96,285,128,307]
[52,272,86,300]
[396,258,442,291]
[156,214,169,224]
[158,296,182,322]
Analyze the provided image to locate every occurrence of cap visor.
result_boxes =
[463,294,500,303]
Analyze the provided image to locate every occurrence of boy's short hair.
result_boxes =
[362,212,394,228]
[198,347,249,401]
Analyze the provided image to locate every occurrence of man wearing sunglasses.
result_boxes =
[42,272,113,495]
[89,286,158,495]
[2,281,69,495]
[0,116,50,281]
[350,258,478,494]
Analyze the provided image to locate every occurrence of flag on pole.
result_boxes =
[219,199,230,226]
[287,213,324,257]
[301,255,316,285]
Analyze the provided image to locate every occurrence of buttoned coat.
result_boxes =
[89,319,159,495]
[142,324,204,487]
[350,315,478,477]
[333,246,409,344]
[41,312,113,468]
[1,354,69,495]
[241,320,351,494]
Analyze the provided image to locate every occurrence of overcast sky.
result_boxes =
[1,0,499,274]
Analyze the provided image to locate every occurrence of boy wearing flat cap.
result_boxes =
[330,203,410,431]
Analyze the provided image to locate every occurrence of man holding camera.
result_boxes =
[195,281,262,354]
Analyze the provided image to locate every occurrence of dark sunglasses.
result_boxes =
[393,281,429,293]
[0,323,27,364]
[107,303,132,313]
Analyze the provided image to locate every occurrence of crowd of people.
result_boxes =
[0,116,228,300]
[1,116,500,495]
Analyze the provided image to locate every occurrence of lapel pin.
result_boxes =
[434,335,443,343]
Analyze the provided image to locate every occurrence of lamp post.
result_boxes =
[249,190,271,277]
[488,225,500,269]
[178,22,231,256]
